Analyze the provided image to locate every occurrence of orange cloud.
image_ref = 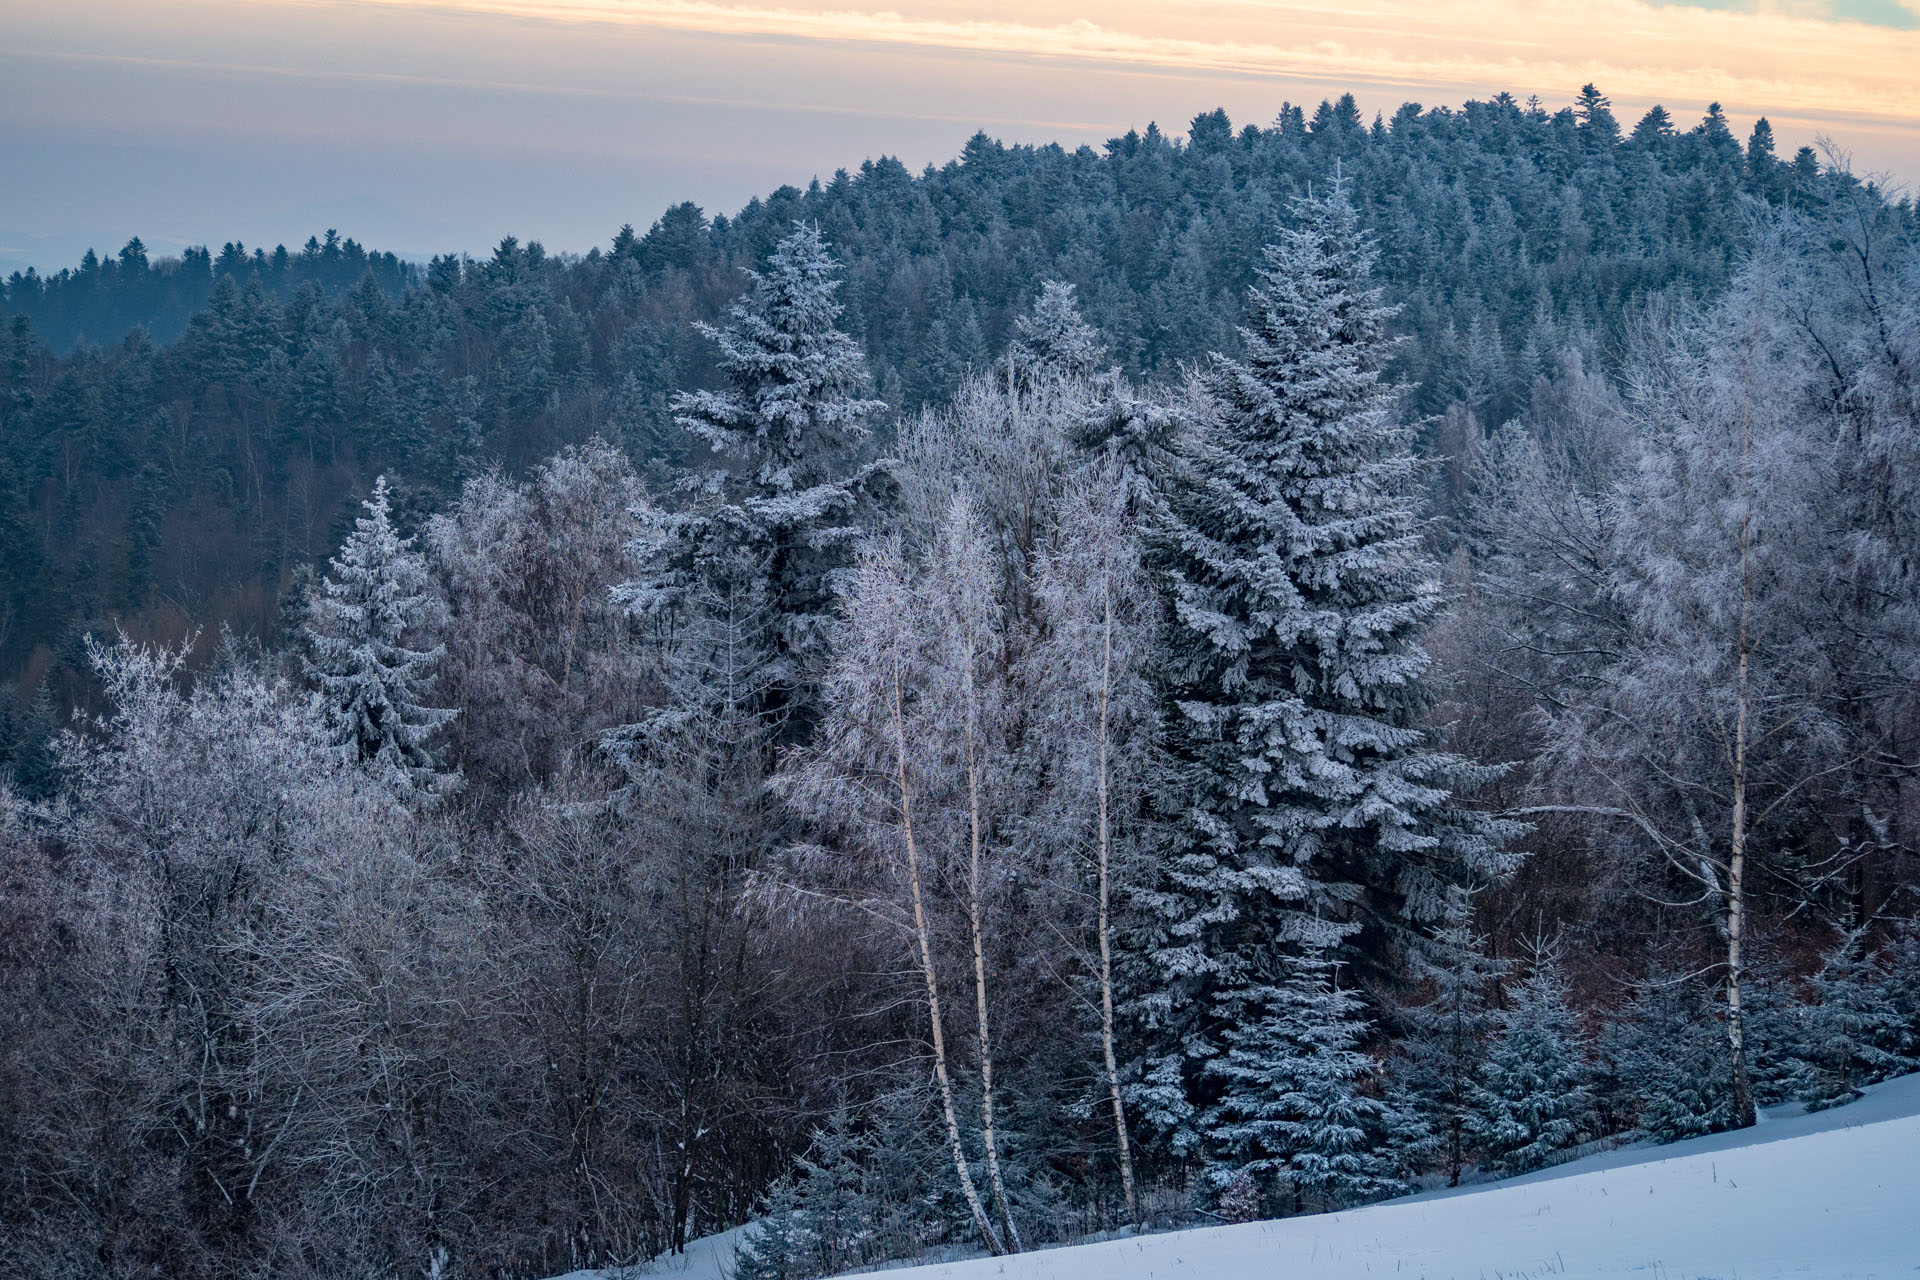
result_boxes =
[317,0,1920,129]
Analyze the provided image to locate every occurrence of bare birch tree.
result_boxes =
[1492,245,1843,1128]
[780,538,1006,1255]
[1027,465,1159,1225]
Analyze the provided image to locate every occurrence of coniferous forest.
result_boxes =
[2,88,1918,1280]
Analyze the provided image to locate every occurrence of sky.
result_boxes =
[3,0,1917,273]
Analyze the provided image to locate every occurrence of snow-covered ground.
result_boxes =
[559,1071,1920,1280]
[545,1225,746,1280]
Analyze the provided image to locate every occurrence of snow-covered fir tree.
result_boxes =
[613,220,887,745]
[1876,919,1920,1068]
[733,1108,879,1280]
[1009,280,1108,382]
[1793,926,1909,1110]
[1469,945,1593,1174]
[1135,180,1518,1152]
[304,475,454,802]
[1394,886,1508,1183]
[733,1179,814,1280]
[1204,948,1404,1213]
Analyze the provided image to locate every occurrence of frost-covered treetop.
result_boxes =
[1010,281,1109,382]
[675,221,885,493]
[314,476,431,649]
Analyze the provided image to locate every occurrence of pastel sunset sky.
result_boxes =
[3,0,1914,270]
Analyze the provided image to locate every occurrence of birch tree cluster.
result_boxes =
[2,173,1918,1280]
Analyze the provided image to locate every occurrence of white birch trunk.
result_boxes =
[1727,390,1757,1130]
[963,636,1022,1252]
[892,673,1004,1255]
[1094,589,1142,1225]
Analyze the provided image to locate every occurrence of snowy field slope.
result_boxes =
[1409,1067,1920,1204]
[556,1073,1920,1280]
[894,1072,1920,1280]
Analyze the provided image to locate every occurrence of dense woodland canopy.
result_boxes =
[2,86,1918,1280]
[5,89,1893,717]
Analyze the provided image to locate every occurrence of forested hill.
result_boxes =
[0,88,1907,716]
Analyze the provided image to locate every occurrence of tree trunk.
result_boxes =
[1726,393,1757,1132]
[1095,591,1141,1226]
[893,674,1004,1256]
[1447,1113,1463,1188]
[961,640,1022,1253]
[1727,668,1755,1128]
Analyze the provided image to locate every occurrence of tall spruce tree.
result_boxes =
[305,475,454,801]
[614,221,886,746]
[1135,181,1517,1152]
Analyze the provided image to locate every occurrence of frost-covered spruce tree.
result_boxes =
[615,221,886,744]
[305,475,454,802]
[1395,886,1508,1184]
[1205,949,1403,1213]
[1469,946,1593,1175]
[1136,181,1517,1151]
[733,1109,878,1280]
[733,1178,815,1280]
[1875,919,1920,1068]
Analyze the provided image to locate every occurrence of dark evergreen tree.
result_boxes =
[1394,887,1508,1183]
[1204,950,1404,1212]
[1574,84,1620,147]
[1604,972,1731,1143]
[1630,104,1675,146]
[1469,947,1593,1175]
[1794,927,1909,1110]
[1875,918,1920,1068]
[731,1108,880,1280]
[0,680,60,799]
[733,1179,815,1280]
[612,220,886,746]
